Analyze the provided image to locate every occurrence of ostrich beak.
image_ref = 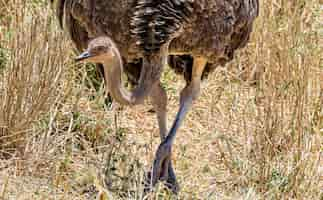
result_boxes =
[75,51,92,62]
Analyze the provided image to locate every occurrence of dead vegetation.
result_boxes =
[0,0,322,199]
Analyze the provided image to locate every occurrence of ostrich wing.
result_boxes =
[54,0,91,51]
[131,0,194,53]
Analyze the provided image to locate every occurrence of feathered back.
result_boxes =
[130,0,194,53]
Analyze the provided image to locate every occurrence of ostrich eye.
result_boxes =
[96,46,107,52]
[91,46,107,54]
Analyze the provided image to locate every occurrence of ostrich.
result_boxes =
[52,0,259,193]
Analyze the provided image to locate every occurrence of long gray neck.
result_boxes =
[103,46,165,105]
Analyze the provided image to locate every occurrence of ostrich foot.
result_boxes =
[153,142,179,193]
[144,165,179,194]
[164,163,179,194]
[144,142,179,194]
[152,142,171,183]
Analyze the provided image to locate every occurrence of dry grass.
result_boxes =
[0,0,322,199]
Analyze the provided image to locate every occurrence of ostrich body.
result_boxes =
[53,0,259,193]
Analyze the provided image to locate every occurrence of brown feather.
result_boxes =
[52,0,259,83]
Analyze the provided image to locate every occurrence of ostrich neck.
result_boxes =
[103,53,132,105]
[103,48,163,106]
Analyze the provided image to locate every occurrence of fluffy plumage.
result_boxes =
[131,0,193,52]
[52,0,258,83]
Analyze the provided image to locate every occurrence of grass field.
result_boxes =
[0,0,322,199]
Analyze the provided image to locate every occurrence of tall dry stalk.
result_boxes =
[0,0,69,157]
[214,0,322,199]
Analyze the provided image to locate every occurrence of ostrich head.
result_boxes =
[75,37,116,63]
[74,36,163,107]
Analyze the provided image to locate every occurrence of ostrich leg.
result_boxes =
[151,57,207,191]
[150,83,168,139]
[149,82,179,193]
